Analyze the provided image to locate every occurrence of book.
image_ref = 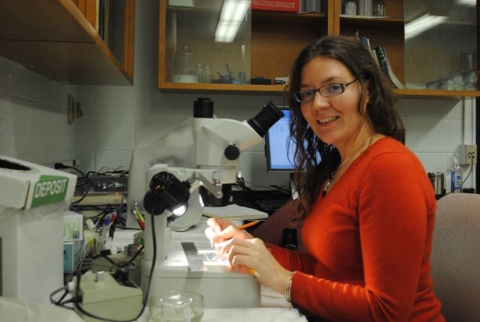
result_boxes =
[374,46,404,89]
[370,49,380,67]
[360,36,371,51]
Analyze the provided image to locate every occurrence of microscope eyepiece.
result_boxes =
[247,102,284,137]
[193,97,214,118]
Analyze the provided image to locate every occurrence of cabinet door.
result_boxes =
[73,0,136,81]
[158,0,331,93]
[0,0,135,85]
[338,0,480,98]
[404,0,477,91]
[162,1,252,86]
[338,0,405,84]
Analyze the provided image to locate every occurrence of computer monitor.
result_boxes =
[264,108,405,173]
[265,107,296,172]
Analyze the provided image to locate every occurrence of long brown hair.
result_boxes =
[288,35,404,220]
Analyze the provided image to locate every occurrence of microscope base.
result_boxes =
[142,249,261,308]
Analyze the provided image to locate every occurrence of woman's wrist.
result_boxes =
[285,271,296,303]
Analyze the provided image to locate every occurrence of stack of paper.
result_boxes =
[203,204,268,221]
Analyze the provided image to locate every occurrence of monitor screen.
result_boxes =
[264,109,405,173]
[265,107,296,172]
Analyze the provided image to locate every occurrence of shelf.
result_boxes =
[252,11,327,24]
[340,16,404,30]
[393,89,480,99]
[158,82,288,95]
[158,81,480,99]
[0,0,134,86]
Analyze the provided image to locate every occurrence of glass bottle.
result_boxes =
[344,1,356,15]
[204,64,212,83]
[196,63,206,83]
[174,44,195,75]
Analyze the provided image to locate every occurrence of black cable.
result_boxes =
[50,257,91,309]
[50,286,68,305]
[461,165,474,188]
[69,166,91,205]
[72,214,157,321]
[96,245,145,270]
[115,246,145,268]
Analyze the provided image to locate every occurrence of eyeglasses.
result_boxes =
[294,78,359,103]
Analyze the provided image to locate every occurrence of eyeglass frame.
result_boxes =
[294,78,359,103]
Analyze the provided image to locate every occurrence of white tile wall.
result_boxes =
[0,0,476,192]
[0,56,77,167]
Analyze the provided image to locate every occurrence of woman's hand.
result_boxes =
[204,217,253,245]
[205,218,292,292]
[220,237,292,293]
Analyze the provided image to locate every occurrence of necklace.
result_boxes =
[322,135,373,197]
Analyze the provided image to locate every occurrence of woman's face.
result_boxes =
[299,56,369,151]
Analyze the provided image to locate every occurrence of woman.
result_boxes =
[206,35,445,321]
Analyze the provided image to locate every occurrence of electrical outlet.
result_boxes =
[459,144,477,165]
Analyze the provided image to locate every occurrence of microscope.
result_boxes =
[127,98,284,308]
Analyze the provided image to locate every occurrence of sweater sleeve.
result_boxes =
[269,244,317,275]
[289,151,436,321]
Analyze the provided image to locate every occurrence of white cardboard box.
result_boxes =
[0,156,77,303]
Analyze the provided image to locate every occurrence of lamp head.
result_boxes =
[143,171,191,217]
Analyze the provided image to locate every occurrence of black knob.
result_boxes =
[224,144,240,160]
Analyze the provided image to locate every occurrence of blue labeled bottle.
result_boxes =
[450,155,463,193]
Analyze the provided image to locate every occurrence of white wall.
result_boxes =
[0,0,476,192]
[0,57,77,167]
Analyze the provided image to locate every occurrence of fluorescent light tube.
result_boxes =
[405,13,448,40]
[455,0,476,6]
[215,0,251,43]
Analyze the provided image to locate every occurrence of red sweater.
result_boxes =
[271,137,445,321]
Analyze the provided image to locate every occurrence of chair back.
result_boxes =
[431,193,480,321]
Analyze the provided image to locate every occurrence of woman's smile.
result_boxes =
[317,116,339,124]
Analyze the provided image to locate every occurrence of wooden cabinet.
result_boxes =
[158,0,479,98]
[339,0,479,99]
[0,0,135,86]
[159,0,332,94]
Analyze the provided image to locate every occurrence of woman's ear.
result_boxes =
[366,84,371,104]
[363,85,371,109]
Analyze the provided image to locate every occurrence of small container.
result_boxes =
[204,65,212,83]
[373,0,385,16]
[149,291,204,322]
[196,63,206,83]
[345,1,356,15]
[428,172,445,195]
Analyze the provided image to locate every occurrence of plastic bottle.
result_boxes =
[450,154,463,193]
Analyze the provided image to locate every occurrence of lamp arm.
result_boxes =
[188,171,224,199]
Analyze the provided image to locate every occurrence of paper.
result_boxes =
[203,204,268,220]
